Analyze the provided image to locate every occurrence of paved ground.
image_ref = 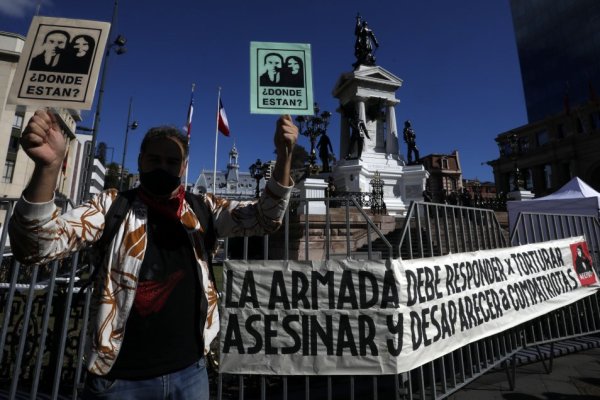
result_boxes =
[449,347,600,400]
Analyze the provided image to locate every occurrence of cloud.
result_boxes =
[0,0,40,18]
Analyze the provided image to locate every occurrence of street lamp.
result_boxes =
[295,103,331,174]
[119,97,139,190]
[82,0,127,200]
[249,158,265,198]
[369,171,386,215]
[508,132,524,191]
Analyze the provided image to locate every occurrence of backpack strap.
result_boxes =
[80,189,137,293]
[96,189,138,253]
[184,191,218,287]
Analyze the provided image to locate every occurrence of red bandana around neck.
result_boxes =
[137,185,186,220]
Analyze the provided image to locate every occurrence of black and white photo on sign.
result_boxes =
[259,51,304,88]
[573,243,593,274]
[283,55,304,87]
[29,28,97,75]
[8,16,110,110]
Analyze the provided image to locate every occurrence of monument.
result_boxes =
[329,14,428,215]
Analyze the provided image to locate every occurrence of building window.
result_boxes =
[498,141,511,157]
[519,136,530,153]
[8,136,19,154]
[524,169,533,190]
[576,117,584,134]
[8,110,25,159]
[441,158,449,169]
[2,160,15,183]
[557,123,565,139]
[442,176,456,192]
[536,129,549,146]
[544,164,552,189]
[591,112,600,131]
[12,113,24,130]
[561,163,571,182]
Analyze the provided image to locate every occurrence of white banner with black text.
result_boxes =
[219,237,599,375]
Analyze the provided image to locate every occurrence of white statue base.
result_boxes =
[295,177,328,215]
[507,190,534,201]
[333,153,428,216]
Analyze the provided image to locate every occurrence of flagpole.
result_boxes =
[213,87,221,194]
[185,83,195,189]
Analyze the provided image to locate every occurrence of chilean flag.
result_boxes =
[218,99,230,137]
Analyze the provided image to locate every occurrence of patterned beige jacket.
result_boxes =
[8,179,292,375]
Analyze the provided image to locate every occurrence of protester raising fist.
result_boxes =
[20,109,67,169]
[19,109,67,202]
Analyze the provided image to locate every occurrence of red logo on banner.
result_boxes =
[570,242,597,286]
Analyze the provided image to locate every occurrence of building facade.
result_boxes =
[489,1,600,198]
[194,144,272,198]
[0,32,36,201]
[489,101,600,197]
[420,151,463,203]
[510,0,600,123]
[463,179,497,201]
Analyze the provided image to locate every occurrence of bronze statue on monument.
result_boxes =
[346,112,370,160]
[353,13,379,69]
[316,131,334,173]
[403,120,420,164]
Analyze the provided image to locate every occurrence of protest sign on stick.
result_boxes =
[8,16,110,110]
[250,41,314,115]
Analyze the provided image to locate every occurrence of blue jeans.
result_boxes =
[81,358,209,400]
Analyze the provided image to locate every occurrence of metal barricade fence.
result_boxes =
[509,212,600,361]
[212,200,517,400]
[2,197,600,399]
[214,196,395,400]
[0,197,89,400]
[385,204,600,400]
[0,195,392,399]
[390,202,521,399]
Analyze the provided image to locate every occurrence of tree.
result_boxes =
[269,144,311,183]
[104,162,121,189]
[291,144,309,170]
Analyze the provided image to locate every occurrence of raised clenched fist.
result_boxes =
[20,109,67,169]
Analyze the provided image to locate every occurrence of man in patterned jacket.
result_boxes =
[9,109,298,400]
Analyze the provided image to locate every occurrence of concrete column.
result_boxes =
[356,98,373,154]
[385,101,399,158]
[356,98,366,122]
[339,107,350,159]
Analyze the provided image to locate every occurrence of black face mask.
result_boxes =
[139,169,181,196]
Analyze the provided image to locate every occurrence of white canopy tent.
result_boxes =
[507,177,600,234]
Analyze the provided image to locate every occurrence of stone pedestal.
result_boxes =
[332,158,428,216]
[507,190,535,201]
[329,65,428,216]
[295,177,328,215]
